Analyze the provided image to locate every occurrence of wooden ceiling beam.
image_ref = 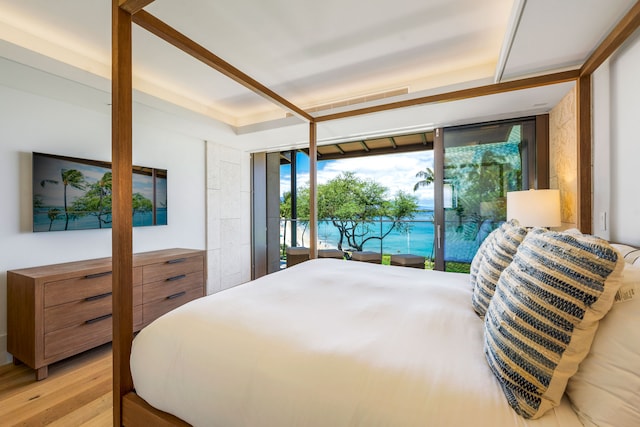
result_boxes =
[314,70,580,122]
[581,1,640,76]
[318,142,434,161]
[119,0,154,15]
[132,10,314,122]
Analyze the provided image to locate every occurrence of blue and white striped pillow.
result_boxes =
[483,228,624,419]
[472,220,528,317]
[469,227,499,288]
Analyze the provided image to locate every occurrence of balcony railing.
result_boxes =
[280,218,433,255]
[279,217,480,273]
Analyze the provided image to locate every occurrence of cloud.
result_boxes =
[280,151,435,208]
[317,152,434,207]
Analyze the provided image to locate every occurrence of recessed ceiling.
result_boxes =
[0,0,636,132]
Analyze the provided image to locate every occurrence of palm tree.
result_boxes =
[60,169,86,230]
[413,168,435,191]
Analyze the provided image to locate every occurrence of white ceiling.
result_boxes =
[0,0,636,150]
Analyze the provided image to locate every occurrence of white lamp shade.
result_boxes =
[506,189,561,228]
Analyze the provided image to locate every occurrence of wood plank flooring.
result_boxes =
[0,343,112,426]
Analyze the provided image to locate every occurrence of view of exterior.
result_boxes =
[280,119,533,272]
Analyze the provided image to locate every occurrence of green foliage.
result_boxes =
[445,261,471,273]
[46,208,62,231]
[413,167,435,192]
[70,172,112,228]
[132,193,153,216]
[36,169,155,230]
[445,145,522,228]
[40,168,87,230]
[295,187,311,246]
[280,191,292,219]
[316,172,419,251]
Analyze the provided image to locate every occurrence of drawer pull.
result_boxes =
[166,258,186,264]
[85,313,112,324]
[85,292,112,302]
[166,274,186,282]
[166,291,186,300]
[84,271,112,279]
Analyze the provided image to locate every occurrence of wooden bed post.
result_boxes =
[112,3,156,425]
[309,121,318,259]
[576,74,592,235]
[112,1,133,426]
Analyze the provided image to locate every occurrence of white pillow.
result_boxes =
[566,263,640,427]
[610,243,640,266]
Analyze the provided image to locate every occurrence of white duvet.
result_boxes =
[131,259,582,427]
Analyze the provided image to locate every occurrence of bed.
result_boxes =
[126,227,640,427]
[110,4,640,426]
[130,258,579,426]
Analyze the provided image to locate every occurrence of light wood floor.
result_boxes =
[0,343,113,426]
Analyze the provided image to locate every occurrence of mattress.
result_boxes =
[131,259,582,427]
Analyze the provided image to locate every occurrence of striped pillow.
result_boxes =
[484,229,624,419]
[472,220,528,317]
[469,227,499,288]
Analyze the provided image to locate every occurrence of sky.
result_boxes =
[33,154,165,207]
[280,150,435,209]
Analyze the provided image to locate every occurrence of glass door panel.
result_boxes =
[441,119,534,272]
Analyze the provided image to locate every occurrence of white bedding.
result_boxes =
[131,259,583,427]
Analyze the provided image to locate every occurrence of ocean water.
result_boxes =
[33,207,168,232]
[294,216,436,258]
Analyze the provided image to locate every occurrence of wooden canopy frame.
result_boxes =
[112,1,640,424]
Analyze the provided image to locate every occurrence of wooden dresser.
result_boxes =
[7,248,205,380]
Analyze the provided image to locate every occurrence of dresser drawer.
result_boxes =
[44,312,113,359]
[45,297,111,334]
[44,267,143,308]
[142,255,203,284]
[143,272,203,304]
[44,300,144,360]
[142,286,203,326]
[44,285,142,334]
[44,271,112,308]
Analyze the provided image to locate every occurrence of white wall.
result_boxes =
[205,142,252,294]
[592,29,640,245]
[0,67,208,364]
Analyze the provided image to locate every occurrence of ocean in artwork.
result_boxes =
[33,207,168,232]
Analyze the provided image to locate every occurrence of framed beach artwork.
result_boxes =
[32,152,167,232]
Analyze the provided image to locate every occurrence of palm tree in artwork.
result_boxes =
[46,208,62,231]
[413,167,435,192]
[39,168,86,230]
[60,169,86,230]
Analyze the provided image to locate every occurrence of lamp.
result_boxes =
[506,189,561,228]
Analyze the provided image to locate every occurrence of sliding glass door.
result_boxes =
[434,118,539,272]
[258,116,545,276]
